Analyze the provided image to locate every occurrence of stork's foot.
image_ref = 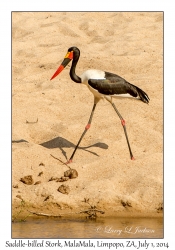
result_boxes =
[65,159,73,164]
[131,156,135,160]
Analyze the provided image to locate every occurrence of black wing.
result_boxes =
[88,71,150,103]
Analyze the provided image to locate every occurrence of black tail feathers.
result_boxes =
[136,86,150,104]
[129,82,150,104]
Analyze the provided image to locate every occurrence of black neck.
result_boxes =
[69,54,81,83]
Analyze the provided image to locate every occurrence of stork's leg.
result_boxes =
[66,101,97,164]
[111,102,135,160]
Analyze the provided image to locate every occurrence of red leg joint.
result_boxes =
[85,124,91,130]
[121,119,126,126]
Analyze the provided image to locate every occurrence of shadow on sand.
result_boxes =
[12,137,108,161]
[40,136,108,160]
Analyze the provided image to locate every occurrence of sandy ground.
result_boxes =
[12,12,163,218]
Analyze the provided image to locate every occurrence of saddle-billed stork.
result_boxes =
[50,46,149,163]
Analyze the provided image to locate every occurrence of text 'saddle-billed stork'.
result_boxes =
[50,46,150,164]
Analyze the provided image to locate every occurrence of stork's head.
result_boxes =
[50,47,80,80]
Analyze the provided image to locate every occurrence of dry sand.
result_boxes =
[12,12,163,218]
